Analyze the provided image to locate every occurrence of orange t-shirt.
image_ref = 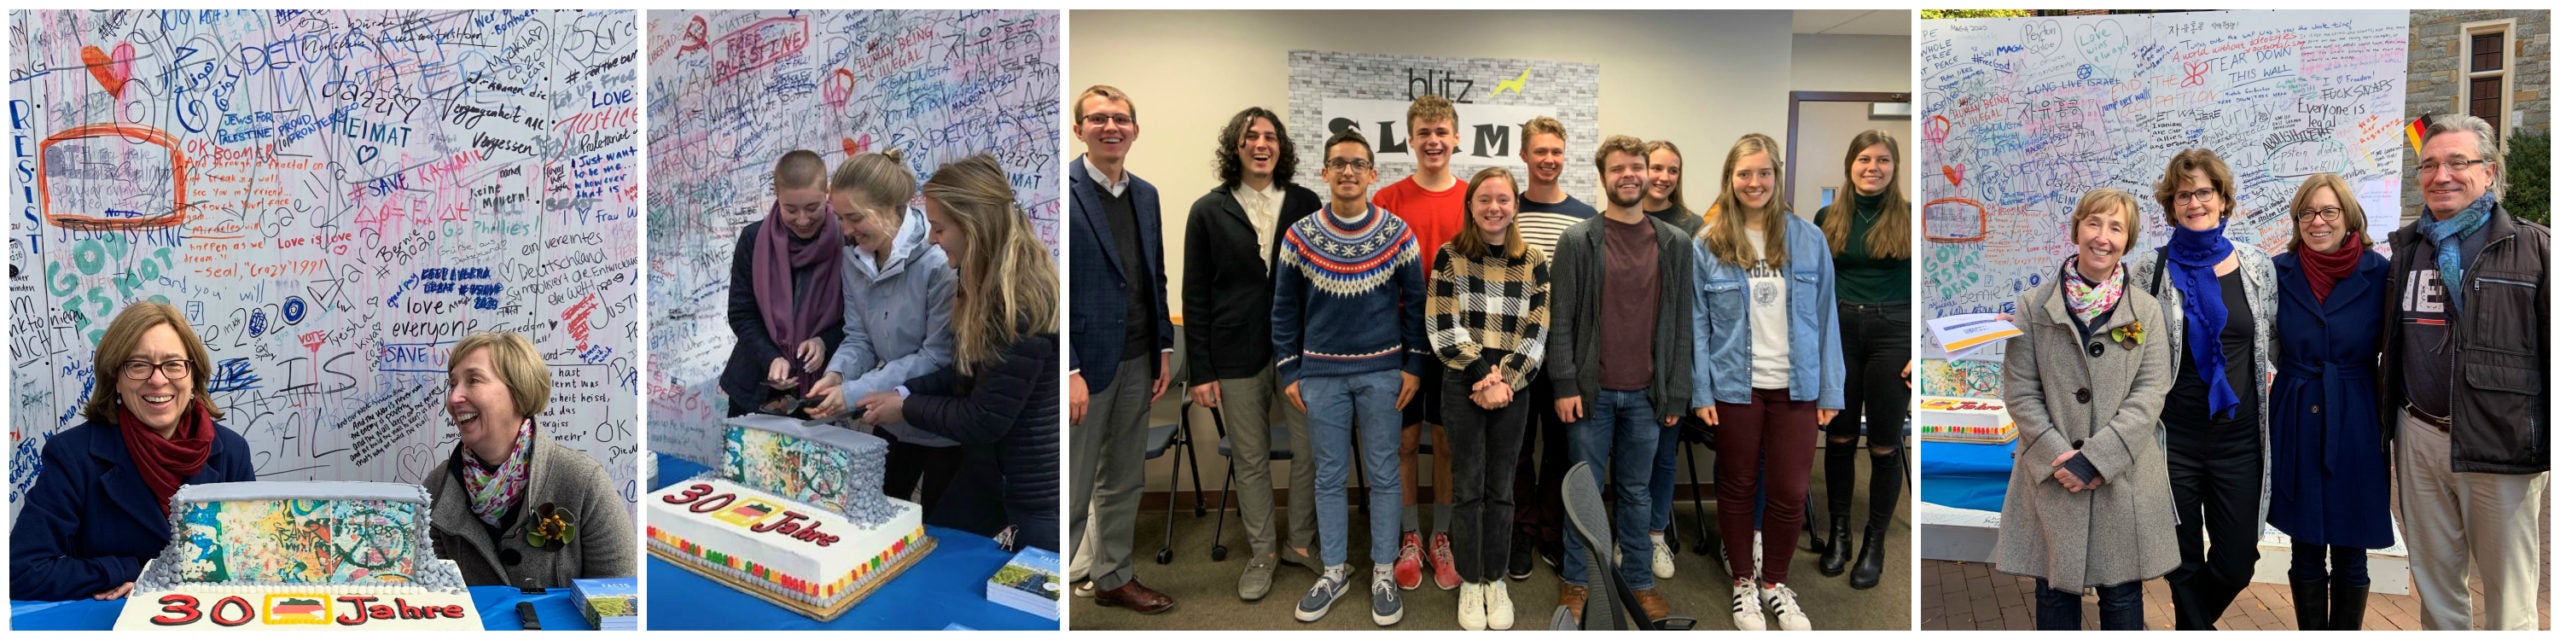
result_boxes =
[1373,175,1468,274]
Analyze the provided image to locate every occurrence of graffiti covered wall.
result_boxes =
[644,10,1060,463]
[9,10,643,516]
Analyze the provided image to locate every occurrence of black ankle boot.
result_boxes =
[2289,578,2328,630]
[1817,515,1852,576]
[1849,526,1888,589]
[2329,582,2366,630]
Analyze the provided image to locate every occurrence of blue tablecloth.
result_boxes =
[645,456,1056,630]
[1919,440,2016,513]
[11,586,587,631]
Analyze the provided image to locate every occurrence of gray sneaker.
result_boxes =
[1370,565,1404,626]
[1240,555,1278,601]
[1295,565,1350,623]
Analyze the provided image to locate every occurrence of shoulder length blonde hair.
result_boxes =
[925,155,1060,374]
[1700,133,1793,269]
[1818,130,1910,260]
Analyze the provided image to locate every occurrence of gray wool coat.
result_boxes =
[425,434,637,589]
[2128,243,2279,537]
[1992,275,2181,590]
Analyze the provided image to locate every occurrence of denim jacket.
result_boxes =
[1688,214,1845,409]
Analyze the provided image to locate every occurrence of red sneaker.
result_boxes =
[1393,532,1424,590]
[1428,532,1460,590]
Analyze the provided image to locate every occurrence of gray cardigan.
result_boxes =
[1545,213,1694,418]
[425,433,636,589]
[2129,243,2278,538]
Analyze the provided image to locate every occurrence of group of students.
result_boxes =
[717,149,1064,553]
[1067,85,1912,631]
[1992,113,2549,631]
[13,307,636,598]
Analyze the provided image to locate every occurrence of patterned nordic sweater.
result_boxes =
[1428,243,1551,391]
[1272,203,1428,384]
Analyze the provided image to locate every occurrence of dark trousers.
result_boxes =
[2037,579,2146,630]
[1715,388,1818,584]
[1445,374,1529,583]
[1511,373,1568,548]
[2166,408,2264,630]
[883,432,968,515]
[2288,543,2370,586]
[1825,302,1910,531]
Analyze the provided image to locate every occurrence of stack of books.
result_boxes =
[572,577,638,631]
[985,547,1061,620]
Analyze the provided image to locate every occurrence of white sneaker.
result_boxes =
[1486,581,1516,630]
[1729,580,1766,631]
[1457,582,1486,631]
[1752,531,1764,580]
[1650,533,1675,580]
[1761,582,1812,631]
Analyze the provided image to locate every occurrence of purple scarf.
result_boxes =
[751,202,845,394]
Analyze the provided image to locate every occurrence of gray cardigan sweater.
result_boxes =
[425,432,636,589]
[1545,213,1695,418]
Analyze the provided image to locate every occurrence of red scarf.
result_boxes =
[2297,233,2365,302]
[116,401,215,515]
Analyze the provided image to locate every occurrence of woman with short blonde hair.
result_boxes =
[424,331,635,588]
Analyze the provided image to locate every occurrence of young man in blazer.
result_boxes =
[1066,84,1176,614]
[1184,106,1325,602]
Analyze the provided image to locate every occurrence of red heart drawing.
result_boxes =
[81,43,135,100]
[1924,115,1952,147]
[841,135,869,157]
[1942,164,1966,188]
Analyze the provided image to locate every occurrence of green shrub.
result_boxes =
[2506,130,2548,226]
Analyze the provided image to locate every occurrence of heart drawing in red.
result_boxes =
[80,43,135,100]
[1942,164,1966,189]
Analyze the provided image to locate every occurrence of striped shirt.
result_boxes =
[1516,192,1598,263]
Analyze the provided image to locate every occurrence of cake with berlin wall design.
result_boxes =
[112,481,481,630]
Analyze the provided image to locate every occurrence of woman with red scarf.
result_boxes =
[2265,173,2391,630]
[720,149,846,417]
[9,302,253,601]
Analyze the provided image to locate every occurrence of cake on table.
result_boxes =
[646,414,930,620]
[113,481,481,630]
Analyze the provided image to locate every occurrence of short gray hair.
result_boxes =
[2425,114,2503,196]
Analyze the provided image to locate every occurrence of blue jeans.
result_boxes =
[2037,579,2145,630]
[1304,370,1406,567]
[1648,418,1686,532]
[1562,388,1658,590]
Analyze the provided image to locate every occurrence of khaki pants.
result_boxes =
[1219,366,1317,558]
[2394,409,2547,630]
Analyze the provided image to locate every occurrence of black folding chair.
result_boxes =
[1146,395,1206,564]
[1562,462,1698,631]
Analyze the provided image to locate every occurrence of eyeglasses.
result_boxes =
[1079,113,1134,128]
[2415,158,2490,175]
[2297,206,2345,222]
[1324,159,1372,171]
[2173,187,2220,205]
[120,359,192,381]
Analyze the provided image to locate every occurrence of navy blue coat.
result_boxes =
[9,420,255,600]
[1066,156,1171,391]
[2266,250,2394,549]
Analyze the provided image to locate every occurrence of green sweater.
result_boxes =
[1823,192,1910,304]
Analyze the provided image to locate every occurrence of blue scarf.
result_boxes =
[2422,192,2495,312]
[2164,221,2240,418]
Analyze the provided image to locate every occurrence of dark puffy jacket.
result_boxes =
[2379,201,2549,474]
[902,331,1061,551]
